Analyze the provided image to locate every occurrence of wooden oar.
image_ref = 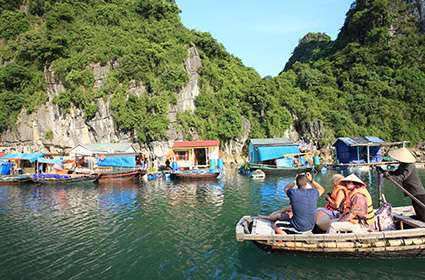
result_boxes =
[385,175,425,210]
[377,172,383,206]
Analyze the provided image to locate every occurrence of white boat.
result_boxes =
[251,169,266,179]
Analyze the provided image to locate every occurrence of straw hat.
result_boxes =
[331,174,344,186]
[341,174,365,186]
[388,147,416,163]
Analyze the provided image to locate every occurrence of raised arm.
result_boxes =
[306,172,325,196]
[388,163,413,182]
[284,182,296,194]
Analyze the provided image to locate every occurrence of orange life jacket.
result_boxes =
[345,187,375,225]
[325,185,349,212]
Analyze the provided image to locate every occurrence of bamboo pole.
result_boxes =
[385,175,425,210]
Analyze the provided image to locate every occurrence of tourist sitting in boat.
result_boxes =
[329,174,375,233]
[382,148,425,222]
[259,172,325,234]
[315,174,347,231]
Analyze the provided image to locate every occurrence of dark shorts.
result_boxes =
[279,211,291,221]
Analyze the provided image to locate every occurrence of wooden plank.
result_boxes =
[237,227,425,242]
[393,214,425,228]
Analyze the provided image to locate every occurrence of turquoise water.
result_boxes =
[0,169,424,280]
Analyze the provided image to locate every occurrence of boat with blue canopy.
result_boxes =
[247,138,313,175]
[0,153,44,185]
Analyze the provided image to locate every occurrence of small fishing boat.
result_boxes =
[170,170,221,180]
[95,169,142,183]
[251,169,266,180]
[31,173,99,185]
[0,174,33,186]
[236,206,425,257]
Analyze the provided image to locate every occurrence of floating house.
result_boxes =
[333,137,407,165]
[172,140,220,169]
[248,138,311,174]
[69,143,137,169]
[0,153,43,175]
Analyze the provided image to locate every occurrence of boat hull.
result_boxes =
[32,174,99,185]
[96,170,142,183]
[171,171,220,180]
[249,163,312,175]
[0,175,33,186]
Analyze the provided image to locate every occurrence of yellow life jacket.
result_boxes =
[325,185,349,212]
[345,187,375,225]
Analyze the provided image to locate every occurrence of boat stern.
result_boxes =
[236,216,253,241]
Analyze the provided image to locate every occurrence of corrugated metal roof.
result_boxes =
[79,143,135,153]
[249,138,296,146]
[173,140,220,148]
[334,136,384,146]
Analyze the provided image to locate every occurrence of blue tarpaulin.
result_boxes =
[97,156,136,168]
[0,162,12,175]
[1,153,44,163]
[37,158,64,164]
[257,146,301,162]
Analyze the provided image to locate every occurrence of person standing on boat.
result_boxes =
[329,174,375,233]
[384,147,425,222]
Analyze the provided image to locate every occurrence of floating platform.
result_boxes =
[170,170,221,180]
[0,174,33,186]
[31,174,99,185]
[248,163,313,175]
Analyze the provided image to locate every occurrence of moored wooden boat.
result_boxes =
[95,169,142,183]
[236,206,425,257]
[249,163,312,175]
[0,174,33,186]
[31,174,99,185]
[251,169,266,180]
[170,170,221,180]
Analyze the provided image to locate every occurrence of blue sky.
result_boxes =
[176,0,353,77]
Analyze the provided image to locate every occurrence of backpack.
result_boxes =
[373,201,396,231]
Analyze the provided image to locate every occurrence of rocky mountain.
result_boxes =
[1,0,425,159]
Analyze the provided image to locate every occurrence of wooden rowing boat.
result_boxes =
[95,169,142,183]
[236,206,425,257]
[248,163,313,175]
[31,174,99,185]
[0,174,32,186]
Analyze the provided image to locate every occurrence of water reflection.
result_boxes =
[97,182,140,213]
[166,181,224,207]
[0,170,424,280]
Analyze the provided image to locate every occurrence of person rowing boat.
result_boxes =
[379,147,425,222]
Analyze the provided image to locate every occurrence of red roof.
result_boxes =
[173,140,220,148]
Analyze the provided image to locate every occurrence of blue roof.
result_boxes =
[334,136,384,147]
[250,138,296,146]
[1,153,44,163]
[257,145,301,161]
[97,156,136,168]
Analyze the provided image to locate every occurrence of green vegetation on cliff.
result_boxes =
[0,0,290,143]
[0,0,424,146]
[277,0,425,144]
